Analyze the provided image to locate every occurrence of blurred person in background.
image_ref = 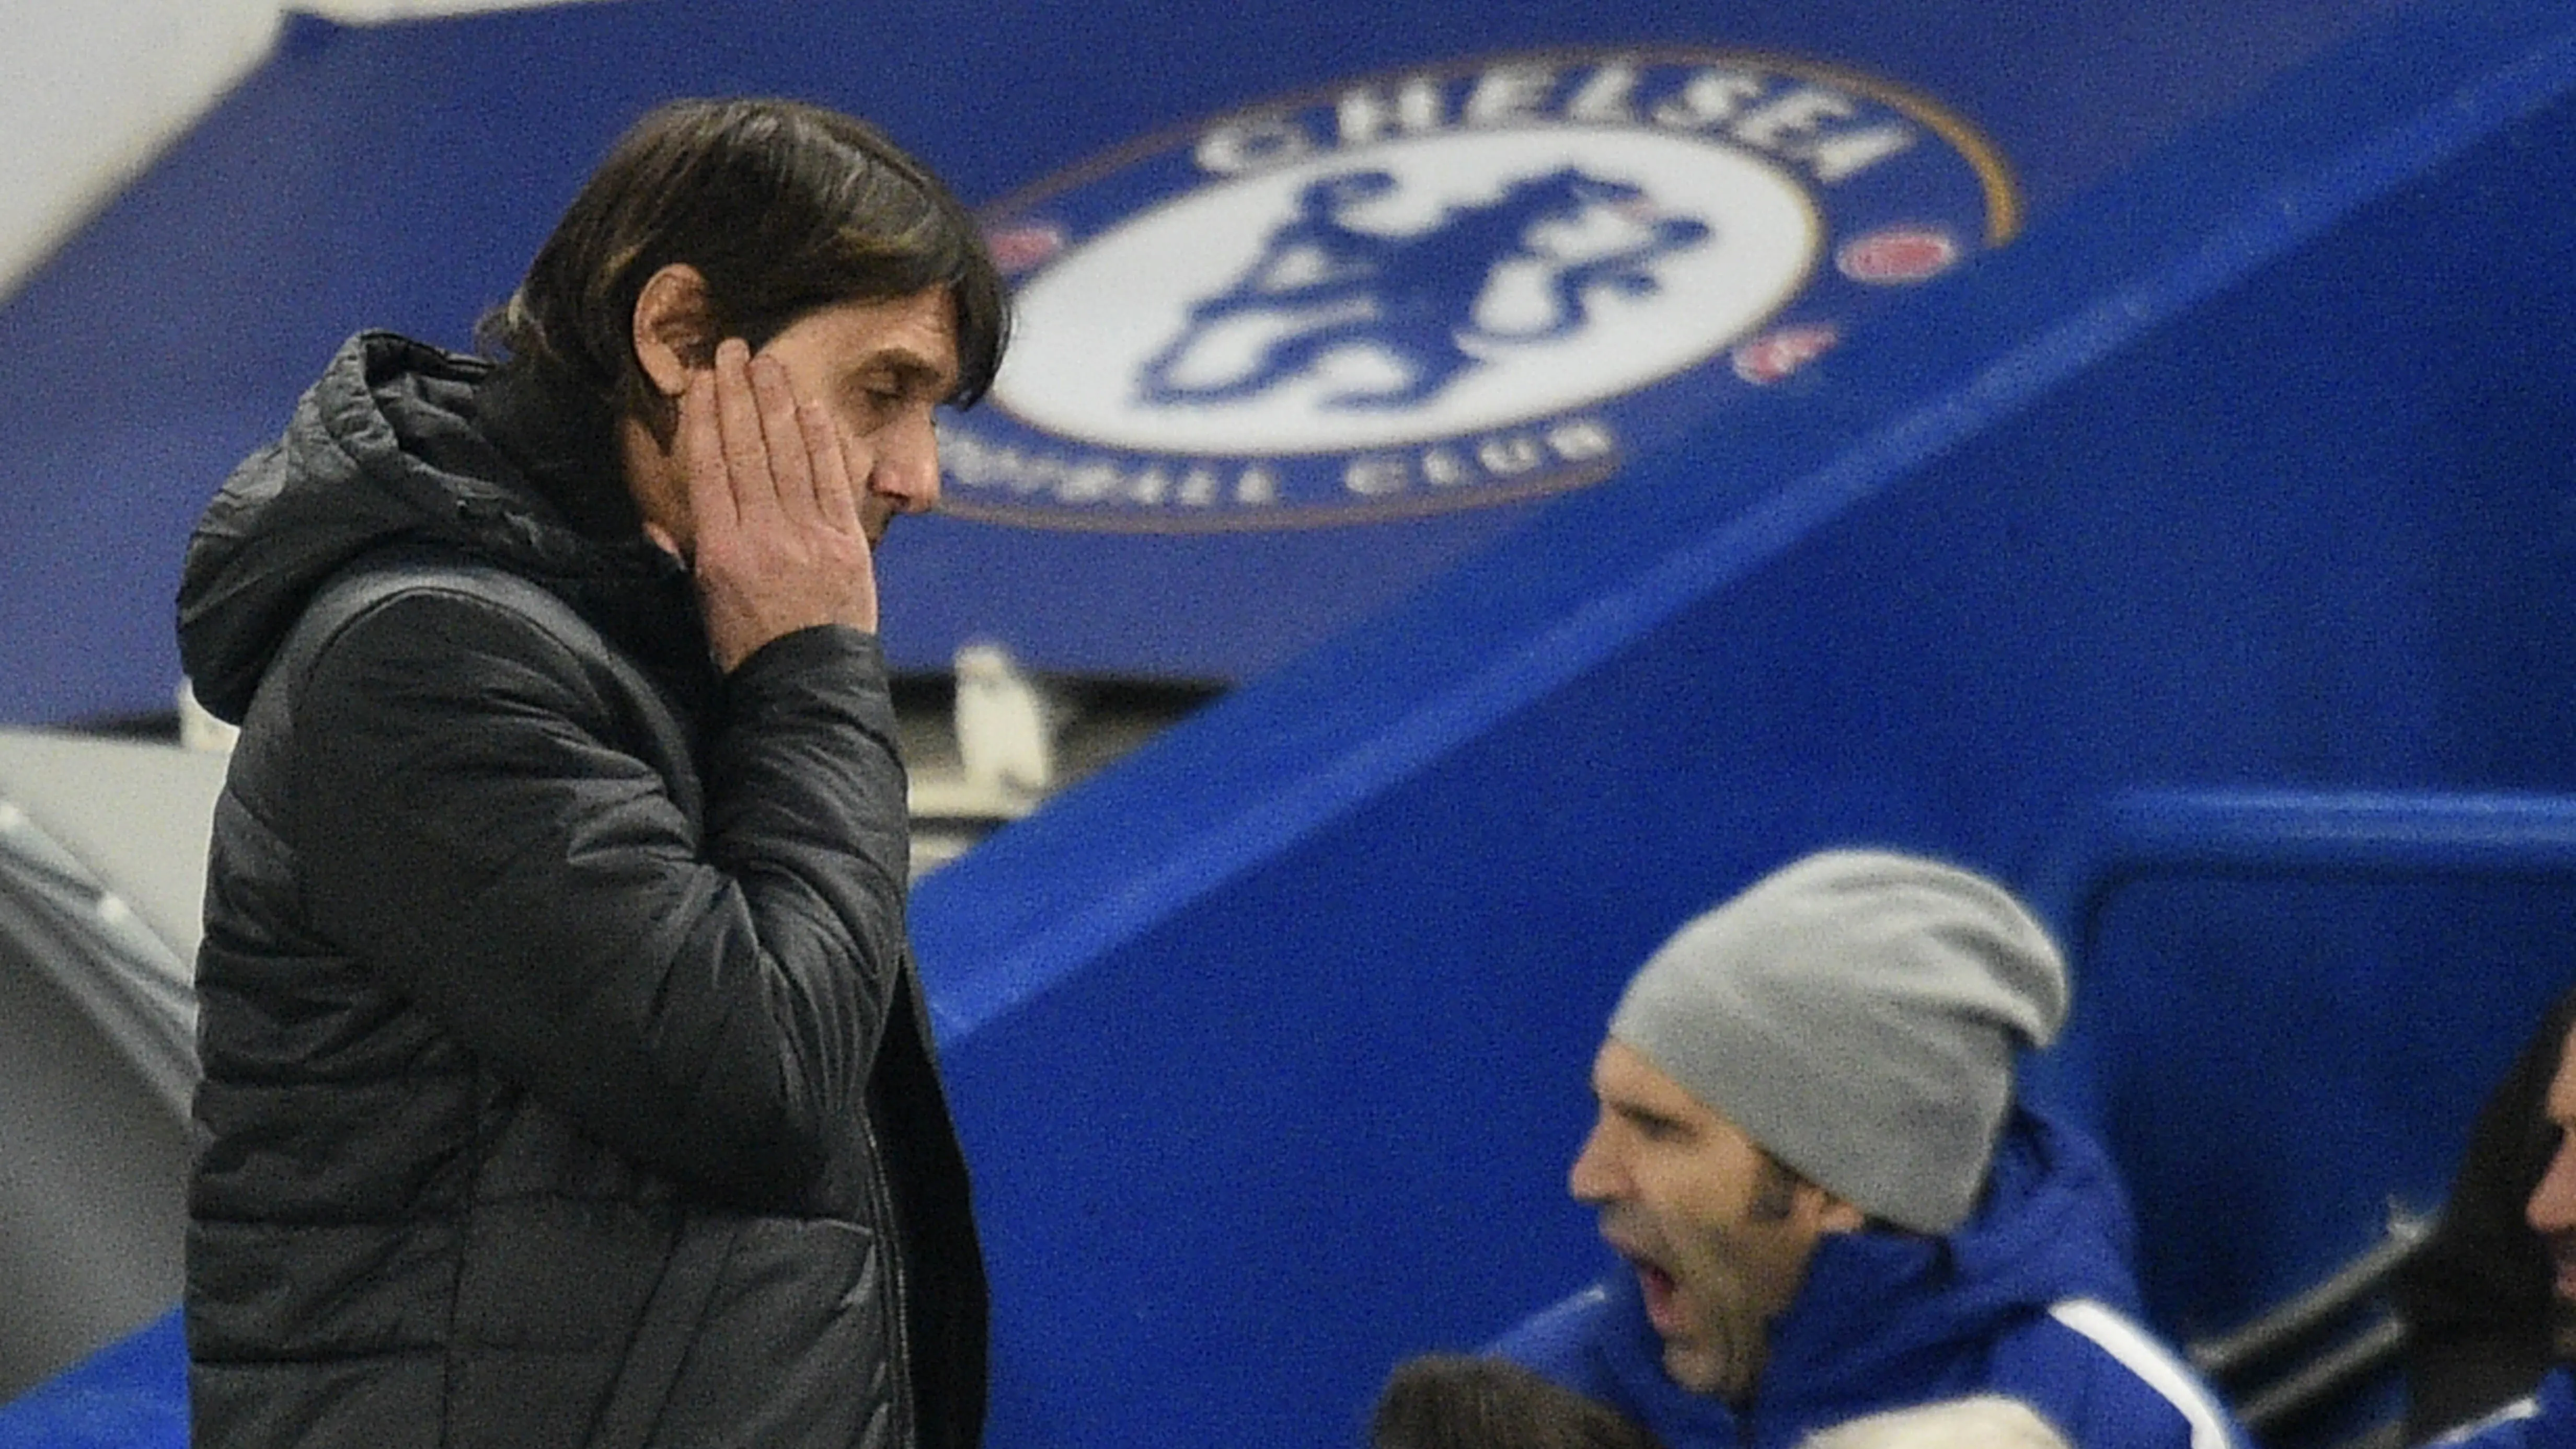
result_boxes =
[2419,990,2576,1449]
[2399,987,2576,1443]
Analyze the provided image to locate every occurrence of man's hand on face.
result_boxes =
[667,337,882,671]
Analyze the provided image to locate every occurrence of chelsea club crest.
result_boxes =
[945,47,2019,531]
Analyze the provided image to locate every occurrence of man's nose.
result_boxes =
[867,408,942,515]
[2529,1141,2576,1236]
[1569,1122,1623,1205]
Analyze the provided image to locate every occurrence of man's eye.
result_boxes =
[1617,1108,1686,1142]
[844,387,909,429]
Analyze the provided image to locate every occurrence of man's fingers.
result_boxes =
[799,399,865,535]
[679,336,883,662]
[713,339,776,526]
[749,350,821,524]
[677,360,737,542]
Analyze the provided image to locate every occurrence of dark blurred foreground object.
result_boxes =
[1374,1354,1666,1449]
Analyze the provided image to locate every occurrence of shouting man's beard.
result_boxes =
[1644,1218,1780,1400]
[1602,1166,1817,1404]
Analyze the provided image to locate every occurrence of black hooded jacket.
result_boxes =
[175,331,985,1449]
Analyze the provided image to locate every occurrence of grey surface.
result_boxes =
[0,729,222,1402]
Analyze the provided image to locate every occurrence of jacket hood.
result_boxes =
[177,331,668,722]
[1583,1107,2148,1444]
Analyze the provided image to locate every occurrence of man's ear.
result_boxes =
[1814,1196,1869,1235]
[1786,1177,1867,1236]
[631,263,713,399]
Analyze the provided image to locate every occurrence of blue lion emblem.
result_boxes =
[1137,165,1711,411]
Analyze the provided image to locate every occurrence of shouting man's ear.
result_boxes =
[631,263,715,398]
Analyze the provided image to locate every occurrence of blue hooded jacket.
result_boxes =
[1494,1108,2246,1449]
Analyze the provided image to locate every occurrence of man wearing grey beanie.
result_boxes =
[1493,849,2248,1449]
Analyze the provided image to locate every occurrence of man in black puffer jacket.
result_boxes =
[174,98,1006,1449]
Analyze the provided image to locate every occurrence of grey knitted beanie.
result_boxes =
[1607,849,2071,1234]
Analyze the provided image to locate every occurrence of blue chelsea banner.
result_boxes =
[945,47,2019,532]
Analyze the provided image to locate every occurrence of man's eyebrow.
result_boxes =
[1605,1096,1693,1134]
[861,348,959,398]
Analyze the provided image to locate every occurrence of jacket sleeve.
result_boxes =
[2004,1300,2251,1449]
[1489,1280,1622,1395]
[283,582,909,1205]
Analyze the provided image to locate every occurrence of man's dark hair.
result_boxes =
[1372,1354,1666,1449]
[479,96,1009,442]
